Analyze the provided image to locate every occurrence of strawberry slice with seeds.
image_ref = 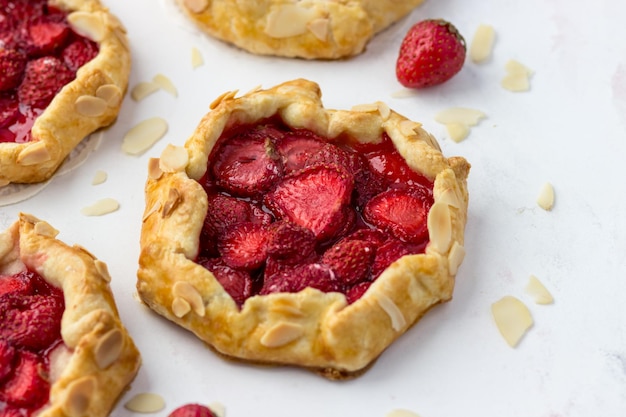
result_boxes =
[26,20,70,56]
[266,221,317,264]
[0,272,34,297]
[371,239,428,278]
[217,222,271,270]
[321,239,375,286]
[168,403,217,417]
[0,95,21,129]
[261,263,340,295]
[264,164,354,241]
[0,49,27,92]
[0,350,49,408]
[62,37,99,72]
[211,128,283,197]
[0,339,16,383]
[345,281,372,304]
[363,188,432,244]
[277,130,326,173]
[198,258,253,306]
[17,56,74,109]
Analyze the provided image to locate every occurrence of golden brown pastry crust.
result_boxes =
[0,213,141,416]
[0,0,131,186]
[137,79,469,378]
[175,0,425,59]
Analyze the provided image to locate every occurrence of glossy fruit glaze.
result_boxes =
[0,0,99,143]
[0,270,65,416]
[196,118,434,306]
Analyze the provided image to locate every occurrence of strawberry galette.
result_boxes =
[138,79,470,378]
[0,213,141,416]
[0,0,130,186]
[174,0,425,59]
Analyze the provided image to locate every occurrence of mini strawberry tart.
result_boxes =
[0,0,130,186]
[138,79,470,378]
[0,213,141,416]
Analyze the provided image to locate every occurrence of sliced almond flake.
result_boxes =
[122,117,168,156]
[469,24,496,63]
[131,81,160,102]
[445,122,470,143]
[399,120,421,137]
[124,393,166,414]
[386,409,422,417]
[377,102,391,121]
[447,241,466,276]
[265,5,316,38]
[17,141,51,165]
[159,144,188,172]
[142,201,161,222]
[427,201,452,253]
[525,275,554,305]
[34,221,59,238]
[307,17,330,42]
[191,47,204,69]
[505,59,533,76]
[260,322,305,348]
[184,0,209,13]
[96,84,122,107]
[62,376,96,416]
[351,103,378,113]
[208,402,226,417]
[80,198,120,216]
[94,329,123,369]
[75,95,108,117]
[148,158,163,180]
[67,11,105,42]
[91,170,107,185]
[377,294,406,331]
[161,188,182,218]
[94,259,112,283]
[438,187,461,208]
[491,295,533,347]
[209,90,238,109]
[73,243,96,259]
[501,73,531,92]
[172,281,205,317]
[152,73,178,97]
[390,89,419,99]
[435,107,486,126]
[172,296,191,318]
[536,182,555,211]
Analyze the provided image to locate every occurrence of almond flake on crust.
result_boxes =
[62,376,96,416]
[17,141,51,165]
[260,322,305,348]
[75,95,108,117]
[377,294,407,332]
[428,201,452,254]
[265,5,317,38]
[159,145,189,173]
[172,281,205,317]
[67,11,106,42]
[94,329,124,369]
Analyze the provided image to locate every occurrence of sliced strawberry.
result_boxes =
[0,272,34,297]
[217,222,271,271]
[168,403,217,417]
[211,128,283,197]
[0,339,16,383]
[342,228,388,247]
[345,281,372,304]
[305,142,362,174]
[204,193,271,235]
[363,188,432,244]
[266,221,317,264]
[321,239,374,286]
[277,129,326,173]
[0,350,49,408]
[17,56,74,109]
[264,164,354,242]
[0,293,64,351]
[353,162,389,208]
[370,239,428,278]
[261,263,340,295]
[0,49,27,92]
[0,95,20,129]
[62,37,99,72]
[198,258,252,306]
[26,20,70,56]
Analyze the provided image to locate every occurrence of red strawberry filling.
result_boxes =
[0,270,65,416]
[196,119,434,306]
[0,0,99,144]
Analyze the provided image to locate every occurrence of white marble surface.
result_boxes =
[2,0,626,416]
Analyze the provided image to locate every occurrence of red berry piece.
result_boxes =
[0,339,16,383]
[0,272,34,297]
[345,281,372,304]
[204,193,270,236]
[266,221,317,264]
[396,19,466,89]
[0,49,27,92]
[264,164,354,242]
[0,350,50,408]
[370,239,428,278]
[363,188,432,244]
[262,263,340,295]
[26,20,71,56]
[277,129,326,173]
[217,222,271,271]
[321,239,374,286]
[0,95,21,129]
[342,228,388,247]
[17,56,74,109]
[62,37,99,72]
[168,403,217,417]
[198,258,252,306]
[211,128,283,197]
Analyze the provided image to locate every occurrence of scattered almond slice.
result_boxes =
[152,73,178,97]
[536,182,555,210]
[191,47,204,69]
[525,275,554,305]
[122,117,168,156]
[208,402,226,417]
[390,89,419,99]
[80,198,120,216]
[491,296,534,347]
[124,392,166,414]
[435,107,486,142]
[265,4,316,38]
[469,24,496,63]
[91,170,107,185]
[131,81,160,101]
[501,59,533,92]
[386,409,422,417]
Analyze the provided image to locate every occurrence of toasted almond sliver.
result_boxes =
[94,329,123,369]
[80,198,120,216]
[124,393,166,414]
[17,141,51,165]
[265,5,316,38]
[75,95,108,117]
[470,24,496,63]
[91,170,107,185]
[153,73,178,97]
[501,73,531,92]
[67,11,105,42]
[351,103,379,113]
[191,47,204,69]
[260,322,305,348]
[428,201,452,253]
[377,294,406,331]
[435,107,486,126]
[491,296,534,347]
[307,17,330,42]
[183,0,209,13]
[172,281,205,317]
[399,120,421,137]
[172,296,192,318]
[62,376,96,415]
[525,275,554,305]
[34,221,59,238]
[95,84,123,107]
[447,241,466,276]
[377,102,391,121]
[159,144,189,173]
[505,59,533,75]
[94,259,112,283]
[122,117,168,156]
[445,122,470,143]
[148,158,163,180]
[536,182,555,211]
[131,81,160,102]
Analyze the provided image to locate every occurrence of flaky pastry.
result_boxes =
[0,213,141,415]
[137,79,470,378]
[0,0,131,186]
[175,0,425,59]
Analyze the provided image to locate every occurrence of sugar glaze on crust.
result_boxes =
[0,213,141,416]
[138,79,470,378]
[175,0,425,59]
[0,0,131,186]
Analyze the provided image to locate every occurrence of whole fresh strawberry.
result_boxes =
[396,19,466,88]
